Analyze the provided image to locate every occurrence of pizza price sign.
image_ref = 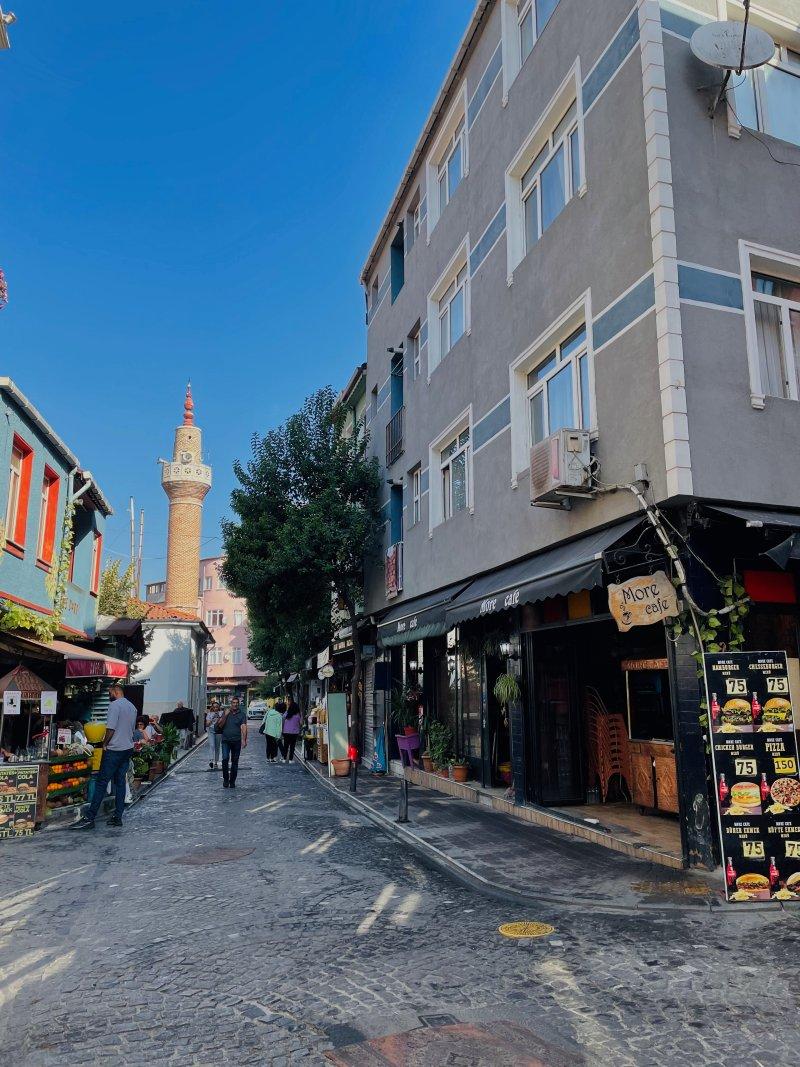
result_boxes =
[704,651,800,903]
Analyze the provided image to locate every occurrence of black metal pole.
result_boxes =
[397,777,409,823]
[349,755,358,793]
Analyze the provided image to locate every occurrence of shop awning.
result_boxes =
[377,580,473,647]
[706,505,800,569]
[47,640,128,678]
[445,517,641,626]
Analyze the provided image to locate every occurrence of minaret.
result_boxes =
[161,384,212,613]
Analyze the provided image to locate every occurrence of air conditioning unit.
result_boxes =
[530,428,593,507]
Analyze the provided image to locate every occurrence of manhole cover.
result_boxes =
[170,847,254,866]
[631,880,713,897]
[498,921,555,939]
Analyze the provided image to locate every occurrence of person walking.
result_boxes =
[205,700,223,769]
[219,696,247,788]
[71,683,137,830]
[261,702,283,763]
[280,699,302,764]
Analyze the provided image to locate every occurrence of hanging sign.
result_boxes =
[40,692,57,716]
[703,651,800,903]
[2,691,21,716]
[608,570,679,632]
[0,764,39,839]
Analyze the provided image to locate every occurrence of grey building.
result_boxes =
[358,0,800,871]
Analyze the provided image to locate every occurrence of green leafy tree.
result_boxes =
[222,387,382,749]
[97,559,136,616]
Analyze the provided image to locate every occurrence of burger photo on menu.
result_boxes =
[717,698,753,733]
[730,873,771,902]
[760,697,794,733]
[724,780,762,816]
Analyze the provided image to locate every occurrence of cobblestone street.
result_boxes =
[2,744,799,1066]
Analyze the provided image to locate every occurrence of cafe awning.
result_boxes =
[377,580,472,647]
[706,505,800,568]
[445,517,641,626]
[46,640,128,679]
[0,665,52,698]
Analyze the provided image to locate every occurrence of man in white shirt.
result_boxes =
[71,683,138,830]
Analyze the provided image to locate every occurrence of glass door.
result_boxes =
[533,638,583,804]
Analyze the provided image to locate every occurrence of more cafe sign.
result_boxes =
[607,570,679,633]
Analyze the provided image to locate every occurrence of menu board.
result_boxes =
[0,764,39,839]
[704,651,800,903]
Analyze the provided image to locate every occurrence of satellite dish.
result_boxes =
[690,20,775,71]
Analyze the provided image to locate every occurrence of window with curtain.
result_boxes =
[440,428,470,521]
[527,324,591,445]
[752,271,800,400]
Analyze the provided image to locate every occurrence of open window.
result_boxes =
[740,241,800,408]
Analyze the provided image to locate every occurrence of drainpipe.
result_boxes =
[71,469,94,505]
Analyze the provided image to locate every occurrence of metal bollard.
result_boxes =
[396,778,409,823]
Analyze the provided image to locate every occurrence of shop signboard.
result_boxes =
[40,691,57,716]
[703,651,800,903]
[3,690,21,716]
[0,764,39,839]
[608,570,678,632]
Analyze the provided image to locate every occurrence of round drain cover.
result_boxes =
[498,921,555,939]
[171,847,254,866]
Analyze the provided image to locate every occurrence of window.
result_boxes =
[232,647,243,666]
[527,324,591,445]
[437,117,465,214]
[36,467,60,566]
[203,575,213,591]
[234,610,244,627]
[208,648,222,666]
[522,102,580,253]
[413,201,422,243]
[409,327,421,380]
[206,609,225,627]
[5,435,33,551]
[439,266,468,361]
[370,386,378,422]
[751,271,800,400]
[733,44,800,148]
[440,429,470,521]
[90,532,102,596]
[411,466,422,526]
[503,1,561,95]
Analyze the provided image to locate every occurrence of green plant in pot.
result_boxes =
[493,672,521,727]
[390,685,420,735]
[157,723,181,765]
[427,721,453,775]
[450,755,469,783]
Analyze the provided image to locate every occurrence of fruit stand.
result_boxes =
[44,754,92,816]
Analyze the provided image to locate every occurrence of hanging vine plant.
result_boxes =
[46,500,76,635]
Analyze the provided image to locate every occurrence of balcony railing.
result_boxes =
[385,541,404,600]
[386,406,405,467]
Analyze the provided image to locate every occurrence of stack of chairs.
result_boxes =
[585,686,632,803]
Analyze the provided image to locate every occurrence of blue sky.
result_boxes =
[2,1,466,587]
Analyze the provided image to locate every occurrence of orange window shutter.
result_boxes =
[14,441,33,545]
[42,474,59,563]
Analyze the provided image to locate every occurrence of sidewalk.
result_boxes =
[302,760,770,915]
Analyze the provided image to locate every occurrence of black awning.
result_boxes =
[377,580,472,647]
[707,504,800,529]
[445,517,641,627]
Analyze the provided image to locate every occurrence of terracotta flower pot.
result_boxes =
[422,756,434,773]
[331,758,351,777]
[451,764,469,783]
[403,726,416,736]
[437,765,450,779]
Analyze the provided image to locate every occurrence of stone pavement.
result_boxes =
[305,764,727,913]
[0,742,798,1066]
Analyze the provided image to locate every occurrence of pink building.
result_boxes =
[146,555,263,702]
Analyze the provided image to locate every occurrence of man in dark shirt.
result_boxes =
[220,697,247,789]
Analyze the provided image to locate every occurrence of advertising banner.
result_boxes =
[704,651,800,902]
[0,764,39,839]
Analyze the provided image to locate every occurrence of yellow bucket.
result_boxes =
[91,746,103,771]
[83,722,107,744]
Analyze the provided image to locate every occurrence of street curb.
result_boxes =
[299,759,785,919]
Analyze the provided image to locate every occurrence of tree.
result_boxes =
[222,387,383,759]
[98,560,136,616]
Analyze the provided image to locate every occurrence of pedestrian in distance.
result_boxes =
[71,683,137,830]
[280,699,302,764]
[219,696,247,788]
[205,700,223,769]
[261,701,283,763]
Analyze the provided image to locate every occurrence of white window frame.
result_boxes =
[525,322,592,449]
[5,444,23,541]
[408,327,421,380]
[411,466,421,526]
[732,44,800,147]
[425,85,468,236]
[740,240,800,410]
[203,575,213,591]
[520,101,581,255]
[428,408,473,532]
[233,609,244,627]
[501,0,562,100]
[509,291,594,484]
[232,647,243,666]
[205,609,225,627]
[427,238,471,377]
[505,62,585,280]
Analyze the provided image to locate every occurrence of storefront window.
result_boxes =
[627,669,673,743]
[459,651,482,761]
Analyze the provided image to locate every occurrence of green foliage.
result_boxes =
[222,387,383,676]
[46,500,75,631]
[493,672,521,709]
[98,559,136,617]
[157,723,181,764]
[390,685,420,730]
[0,599,57,642]
[427,721,454,768]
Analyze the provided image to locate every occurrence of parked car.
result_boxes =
[247,700,267,721]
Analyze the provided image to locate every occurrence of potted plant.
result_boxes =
[427,721,453,777]
[493,672,521,723]
[391,685,420,736]
[331,757,350,777]
[158,724,181,765]
[450,756,469,783]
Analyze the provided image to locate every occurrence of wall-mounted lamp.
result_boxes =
[408,659,418,671]
[499,640,519,660]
